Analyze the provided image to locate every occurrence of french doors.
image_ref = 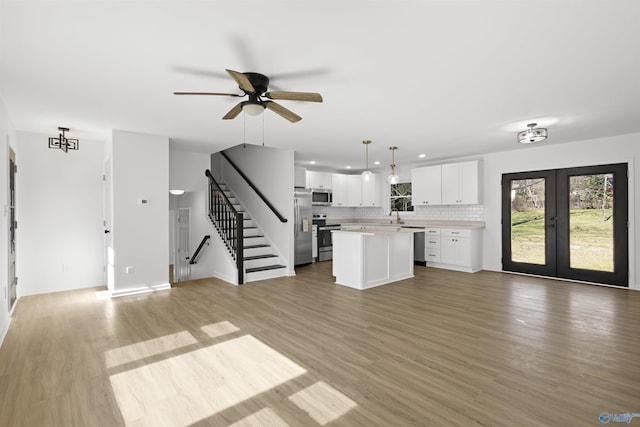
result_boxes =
[502,163,628,287]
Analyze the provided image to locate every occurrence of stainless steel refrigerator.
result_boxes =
[294,188,313,266]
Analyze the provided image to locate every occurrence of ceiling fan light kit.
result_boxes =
[174,69,322,123]
[517,123,548,144]
[387,146,399,184]
[361,140,372,181]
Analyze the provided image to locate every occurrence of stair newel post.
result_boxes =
[237,212,244,284]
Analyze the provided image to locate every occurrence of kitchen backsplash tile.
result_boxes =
[313,205,484,221]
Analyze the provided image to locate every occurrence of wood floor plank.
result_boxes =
[1,263,639,426]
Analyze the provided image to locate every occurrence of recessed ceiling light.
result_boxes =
[418,154,427,158]
[346,166,351,169]
[309,160,316,164]
[374,161,381,165]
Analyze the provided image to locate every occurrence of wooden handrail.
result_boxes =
[189,235,210,265]
[220,152,288,223]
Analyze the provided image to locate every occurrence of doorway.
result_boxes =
[501,163,628,286]
[8,148,17,311]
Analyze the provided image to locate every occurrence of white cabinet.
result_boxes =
[431,228,482,273]
[411,165,442,205]
[346,174,380,207]
[361,174,380,206]
[441,160,481,205]
[424,228,441,262]
[306,171,332,189]
[331,174,349,206]
[295,167,307,188]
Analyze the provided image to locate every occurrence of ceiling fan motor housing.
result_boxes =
[243,72,270,94]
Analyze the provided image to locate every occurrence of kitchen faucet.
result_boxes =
[389,209,404,224]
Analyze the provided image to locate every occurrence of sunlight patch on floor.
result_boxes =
[229,407,290,427]
[201,320,240,338]
[104,331,198,368]
[110,335,307,426]
[288,381,357,425]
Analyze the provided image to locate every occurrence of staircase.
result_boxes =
[211,183,287,283]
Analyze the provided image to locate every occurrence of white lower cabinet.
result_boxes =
[424,228,441,262]
[425,227,482,273]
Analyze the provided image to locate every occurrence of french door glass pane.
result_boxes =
[510,178,546,264]
[568,174,614,272]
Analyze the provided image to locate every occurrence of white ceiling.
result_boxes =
[1,0,639,172]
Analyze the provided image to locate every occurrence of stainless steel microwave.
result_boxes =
[312,189,332,205]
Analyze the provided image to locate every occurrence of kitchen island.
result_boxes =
[332,227,419,289]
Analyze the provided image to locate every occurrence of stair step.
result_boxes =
[245,264,286,274]
[244,235,264,239]
[244,254,277,261]
[244,244,270,249]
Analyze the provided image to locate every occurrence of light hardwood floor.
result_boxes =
[1,263,639,426]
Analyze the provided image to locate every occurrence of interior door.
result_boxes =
[8,148,17,311]
[502,163,628,287]
[103,158,113,290]
[176,208,191,282]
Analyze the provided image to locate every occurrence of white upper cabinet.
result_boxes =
[306,171,332,189]
[346,174,380,207]
[361,174,381,206]
[332,173,349,206]
[411,165,442,205]
[346,175,362,206]
[441,160,481,205]
[294,167,307,188]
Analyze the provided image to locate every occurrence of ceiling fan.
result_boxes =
[174,69,323,123]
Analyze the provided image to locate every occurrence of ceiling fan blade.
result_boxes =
[264,91,323,103]
[174,92,241,97]
[222,103,243,120]
[226,69,256,93]
[265,101,302,123]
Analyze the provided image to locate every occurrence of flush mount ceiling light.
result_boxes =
[48,127,79,153]
[517,123,548,144]
[361,140,372,181]
[169,190,185,195]
[387,146,399,184]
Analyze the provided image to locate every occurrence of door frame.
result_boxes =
[502,163,629,287]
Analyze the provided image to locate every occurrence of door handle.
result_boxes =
[104,230,111,234]
[546,217,558,228]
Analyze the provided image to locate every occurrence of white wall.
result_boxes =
[110,130,169,295]
[16,131,105,296]
[0,98,16,346]
[169,149,210,192]
[481,133,638,289]
[214,144,295,275]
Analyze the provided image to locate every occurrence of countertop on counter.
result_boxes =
[327,218,485,229]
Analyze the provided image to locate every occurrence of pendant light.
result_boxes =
[517,123,548,144]
[361,140,372,181]
[387,146,399,184]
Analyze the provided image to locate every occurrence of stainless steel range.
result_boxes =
[312,214,340,261]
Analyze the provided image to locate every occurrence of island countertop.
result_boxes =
[332,226,424,235]
[328,219,485,229]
